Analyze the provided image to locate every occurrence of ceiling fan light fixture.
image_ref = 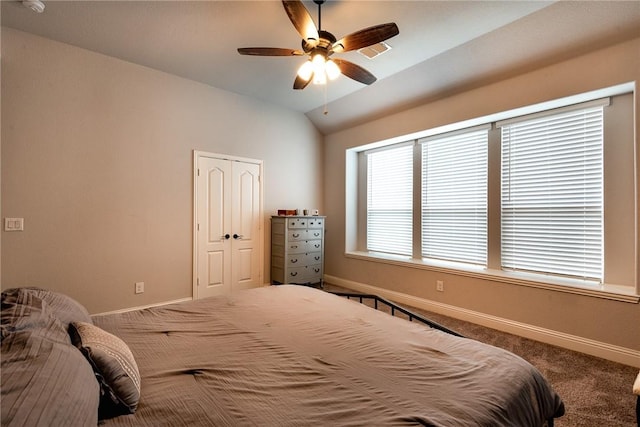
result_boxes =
[312,71,327,85]
[325,59,341,81]
[311,54,327,85]
[297,60,314,81]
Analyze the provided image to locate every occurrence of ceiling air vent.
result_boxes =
[358,42,392,59]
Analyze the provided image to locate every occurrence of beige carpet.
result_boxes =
[324,284,638,426]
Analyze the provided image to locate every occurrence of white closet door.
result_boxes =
[230,161,262,290]
[194,153,262,299]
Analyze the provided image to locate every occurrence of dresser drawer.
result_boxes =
[288,230,309,241]
[306,264,322,282]
[287,240,321,254]
[307,240,322,251]
[288,229,322,241]
[286,252,322,267]
[287,218,309,229]
[286,255,302,267]
[308,252,322,264]
[308,229,322,239]
[287,241,306,254]
[286,265,322,282]
[286,266,307,281]
[308,218,324,229]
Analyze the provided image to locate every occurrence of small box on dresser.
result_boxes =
[271,215,325,287]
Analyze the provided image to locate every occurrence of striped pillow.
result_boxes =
[70,321,141,419]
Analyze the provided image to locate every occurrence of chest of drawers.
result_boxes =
[271,216,325,287]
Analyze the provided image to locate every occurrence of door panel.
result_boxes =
[237,248,253,282]
[232,162,261,290]
[208,168,225,243]
[237,169,257,240]
[195,153,262,298]
[207,251,225,286]
[197,157,232,299]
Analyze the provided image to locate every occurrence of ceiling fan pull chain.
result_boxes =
[323,83,328,115]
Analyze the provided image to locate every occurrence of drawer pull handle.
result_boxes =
[314,244,320,248]
[293,233,300,238]
[315,256,320,261]
[291,272,298,277]
[291,259,298,263]
[313,233,320,237]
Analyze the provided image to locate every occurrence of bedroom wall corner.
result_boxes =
[0,27,323,312]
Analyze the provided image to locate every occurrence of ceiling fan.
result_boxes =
[237,0,399,90]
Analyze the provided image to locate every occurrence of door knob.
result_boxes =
[233,234,244,240]
[221,234,230,240]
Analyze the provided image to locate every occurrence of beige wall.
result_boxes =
[323,38,640,351]
[1,28,323,313]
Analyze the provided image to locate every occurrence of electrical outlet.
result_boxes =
[135,282,144,294]
[436,280,444,292]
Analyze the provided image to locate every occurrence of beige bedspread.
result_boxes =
[94,285,564,426]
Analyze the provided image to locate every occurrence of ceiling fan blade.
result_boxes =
[293,74,312,90]
[282,0,319,46]
[237,47,304,56]
[332,23,399,53]
[333,59,377,85]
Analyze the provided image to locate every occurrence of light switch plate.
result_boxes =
[4,218,24,231]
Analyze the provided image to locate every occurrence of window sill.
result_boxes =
[344,251,640,303]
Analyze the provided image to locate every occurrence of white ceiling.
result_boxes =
[2,0,640,134]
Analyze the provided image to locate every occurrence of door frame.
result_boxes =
[192,150,264,299]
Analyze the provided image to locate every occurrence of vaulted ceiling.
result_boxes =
[3,1,640,134]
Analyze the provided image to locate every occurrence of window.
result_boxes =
[500,104,604,281]
[421,129,488,265]
[347,86,636,299]
[366,143,413,255]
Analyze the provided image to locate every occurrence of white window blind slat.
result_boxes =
[421,129,488,265]
[367,144,413,255]
[501,106,603,280]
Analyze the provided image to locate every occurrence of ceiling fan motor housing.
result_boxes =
[302,30,337,58]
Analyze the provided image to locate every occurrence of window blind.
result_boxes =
[501,106,604,280]
[421,129,488,265]
[366,144,413,255]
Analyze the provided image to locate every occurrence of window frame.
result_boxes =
[345,83,638,303]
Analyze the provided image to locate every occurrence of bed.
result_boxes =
[1,285,564,426]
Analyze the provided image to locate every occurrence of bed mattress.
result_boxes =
[93,285,564,426]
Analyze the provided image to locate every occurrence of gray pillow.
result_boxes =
[30,288,93,327]
[69,321,141,419]
[2,287,92,328]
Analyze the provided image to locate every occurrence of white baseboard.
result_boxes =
[91,297,193,317]
[325,274,640,368]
